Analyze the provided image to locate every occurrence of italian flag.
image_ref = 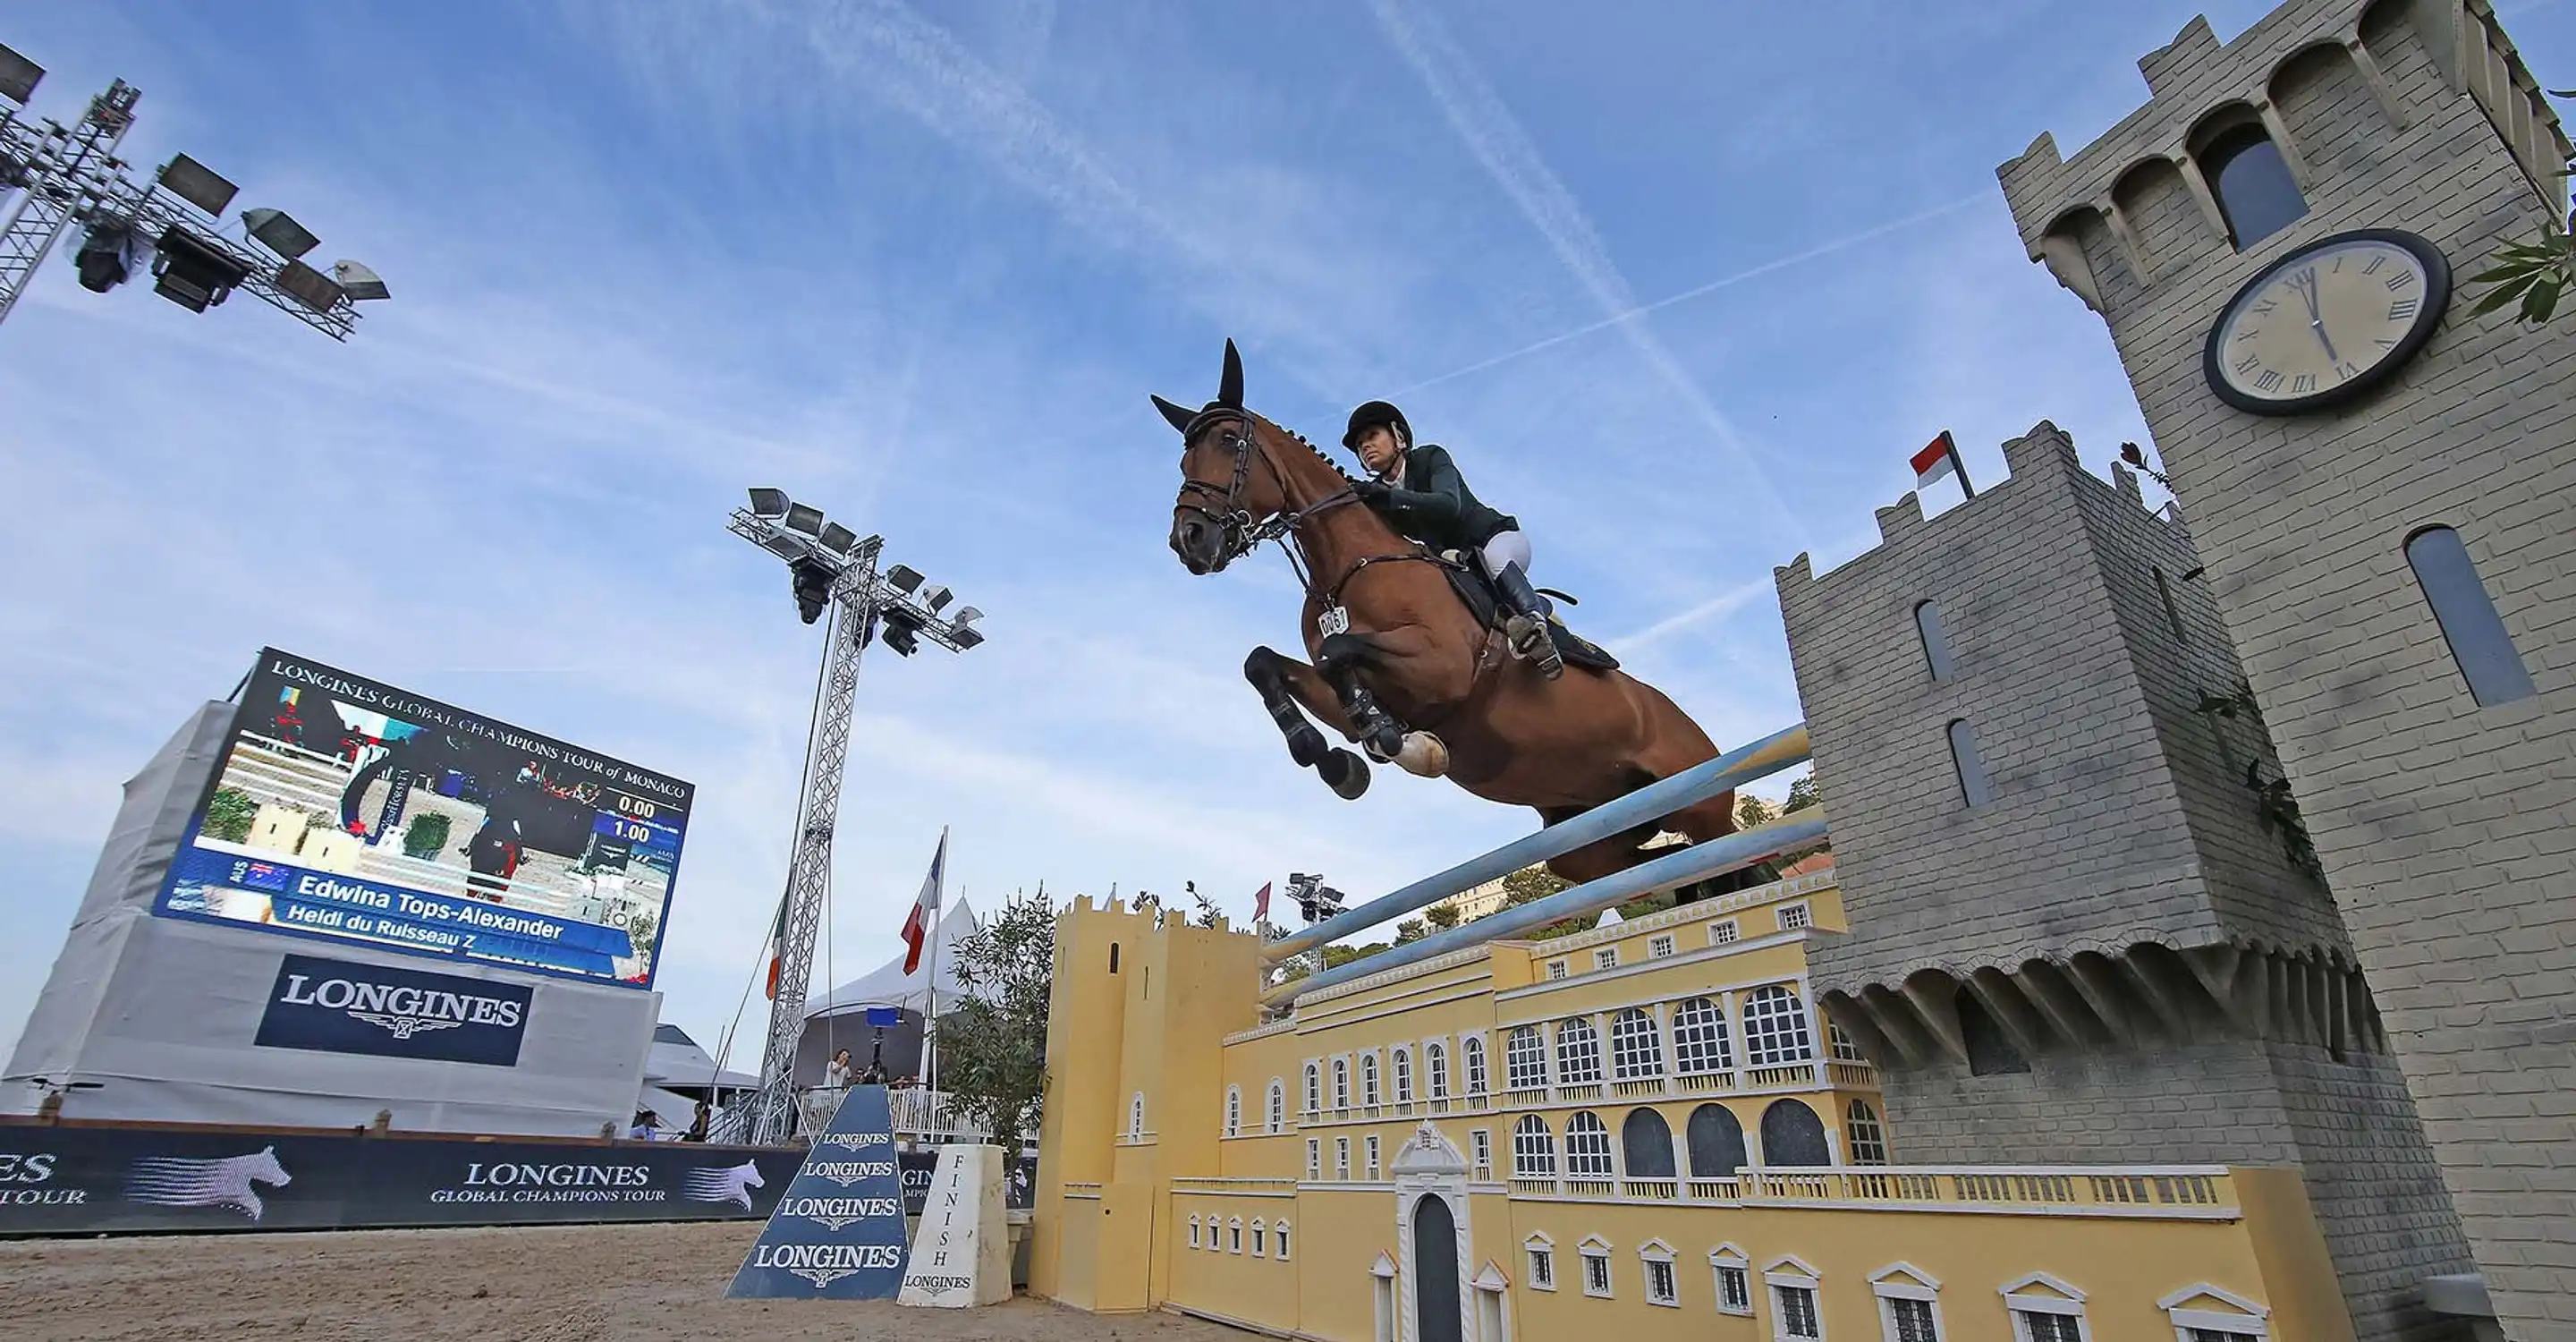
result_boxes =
[1910,430,1973,497]
[901,828,948,975]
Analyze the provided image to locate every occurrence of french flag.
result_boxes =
[1909,430,1975,498]
[901,828,948,975]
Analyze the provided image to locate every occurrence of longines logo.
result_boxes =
[803,1160,896,1187]
[256,954,532,1066]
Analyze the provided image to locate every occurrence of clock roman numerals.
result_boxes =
[2389,297,2419,321]
[2362,254,2386,276]
[2385,270,2414,292]
[2336,361,2363,381]
[2235,352,2261,376]
[2205,232,2445,413]
[2255,369,2284,392]
[2292,373,2318,394]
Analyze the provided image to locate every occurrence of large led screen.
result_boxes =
[155,649,692,989]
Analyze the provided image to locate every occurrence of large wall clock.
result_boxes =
[2202,228,2451,415]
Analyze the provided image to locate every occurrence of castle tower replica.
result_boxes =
[1776,424,2471,1341]
[1994,2,2573,1332]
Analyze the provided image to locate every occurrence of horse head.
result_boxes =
[250,1146,291,1187]
[735,1159,765,1191]
[1154,339,1322,575]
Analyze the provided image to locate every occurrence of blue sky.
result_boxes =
[3,0,2569,1068]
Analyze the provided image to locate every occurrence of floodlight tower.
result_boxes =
[0,41,387,336]
[724,488,987,1146]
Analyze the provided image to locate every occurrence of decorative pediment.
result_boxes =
[1392,1119,1467,1176]
[1473,1261,1511,1293]
[2158,1282,2267,1317]
[1709,1241,1750,1267]
[1372,1250,1398,1279]
[2001,1271,2087,1304]
[1870,1261,1943,1291]
[1764,1253,1821,1286]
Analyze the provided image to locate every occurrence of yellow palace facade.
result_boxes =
[1030,866,2349,1342]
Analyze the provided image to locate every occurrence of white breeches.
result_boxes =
[1476,530,1531,580]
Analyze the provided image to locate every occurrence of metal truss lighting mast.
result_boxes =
[722,488,987,1146]
[0,41,386,336]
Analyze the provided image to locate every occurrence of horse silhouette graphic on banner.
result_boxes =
[126,1147,292,1219]
[683,1159,767,1211]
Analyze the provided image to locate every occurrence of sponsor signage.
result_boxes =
[0,1125,800,1236]
[729,1086,910,1298]
[254,953,533,1066]
[155,650,694,990]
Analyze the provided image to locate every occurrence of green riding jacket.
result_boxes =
[1366,445,1517,554]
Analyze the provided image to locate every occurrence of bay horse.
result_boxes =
[1157,341,1738,886]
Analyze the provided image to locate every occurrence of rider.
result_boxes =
[1342,401,1563,679]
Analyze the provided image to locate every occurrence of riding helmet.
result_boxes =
[1343,400,1411,451]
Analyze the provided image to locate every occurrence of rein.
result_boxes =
[1177,408,1461,607]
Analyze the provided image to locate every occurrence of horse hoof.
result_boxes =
[1319,749,1370,800]
[1394,732,1449,778]
[1286,725,1326,768]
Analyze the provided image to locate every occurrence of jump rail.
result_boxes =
[1262,724,1811,964]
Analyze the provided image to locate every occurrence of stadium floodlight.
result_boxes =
[790,557,837,624]
[332,259,389,302]
[784,502,826,537]
[919,583,953,614]
[156,154,238,217]
[0,43,40,105]
[272,259,345,312]
[148,225,250,311]
[74,225,132,293]
[242,207,319,259]
[817,522,859,555]
[747,488,791,518]
[886,564,924,594]
[758,531,808,561]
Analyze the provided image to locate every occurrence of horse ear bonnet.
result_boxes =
[1218,338,1243,409]
[1151,395,1195,433]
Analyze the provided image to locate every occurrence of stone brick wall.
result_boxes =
[1995,1,2576,1331]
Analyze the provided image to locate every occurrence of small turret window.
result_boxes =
[2200,123,2307,250]
[2407,526,2537,707]
[1948,719,1996,808]
[1914,600,1956,681]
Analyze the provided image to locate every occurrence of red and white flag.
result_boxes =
[1252,881,1273,923]
[900,828,948,975]
[1909,430,1974,497]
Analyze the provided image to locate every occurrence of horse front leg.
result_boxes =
[1245,647,1372,800]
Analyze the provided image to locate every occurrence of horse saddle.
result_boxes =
[1438,552,1621,673]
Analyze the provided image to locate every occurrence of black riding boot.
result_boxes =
[1491,563,1564,679]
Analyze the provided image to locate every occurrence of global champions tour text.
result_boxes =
[264,656,687,800]
[430,1163,669,1204]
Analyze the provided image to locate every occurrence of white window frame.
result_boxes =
[1649,933,1676,959]
[1305,1061,1322,1116]
[1188,1213,1201,1248]
[1274,1219,1292,1261]
[1470,1128,1493,1179]
[1128,1092,1146,1139]
[1267,1078,1286,1134]
[1870,1264,1944,1342]
[1463,1032,1491,1095]
[1361,1050,1381,1108]
[1511,1114,1556,1177]
[1306,1137,1321,1180]
[1640,1238,1679,1308]
[1547,959,1569,981]
[1366,1134,1381,1180]
[1767,1257,1826,1341]
[1847,1098,1889,1165]
[1709,918,1740,946]
[1224,1085,1241,1138]
[1579,1236,1614,1299]
[2157,1284,2269,1341]
[1505,1025,1548,1091]
[1334,1057,1352,1111]
[2001,1273,2091,1342]
[1555,1016,1604,1084]
[1778,902,1811,931]
[1711,1244,1754,1317]
[1744,984,1815,1066]
[1563,1110,1614,1177]
[1229,1216,1243,1254]
[1336,1136,1352,1180]
[1594,947,1619,971]
[1673,995,1734,1074]
[1251,1218,1267,1258]
[1611,1007,1665,1080]
[1524,1233,1557,1292]
[1427,1040,1451,1100]
[1394,1044,1415,1103]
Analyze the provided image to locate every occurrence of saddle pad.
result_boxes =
[1438,562,1620,672]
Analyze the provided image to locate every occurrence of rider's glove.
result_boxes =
[1353,478,1392,506]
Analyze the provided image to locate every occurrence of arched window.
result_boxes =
[1948,718,1996,807]
[1512,1114,1558,1176]
[1274,1219,1292,1261]
[1914,600,1956,680]
[1555,1017,1604,1084]
[1828,1022,1866,1062]
[1229,1216,1243,1253]
[2154,567,2188,641]
[1188,1213,1201,1248]
[1610,1007,1665,1080]
[1621,1107,1677,1178]
[1686,1103,1748,1176]
[1426,1041,1451,1100]
[2408,526,2538,707]
[1332,1057,1351,1110]
[1759,1098,1831,1167]
[1846,1099,1889,1164]
[2200,122,2308,250]
[1393,1045,1414,1102]
[1743,986,1814,1066]
[1505,1026,1547,1091]
[1464,1036,1490,1094]
[1267,1079,1285,1134]
[1360,1052,1380,1107]
[1673,996,1734,1074]
[1250,1218,1266,1257]
[1303,1062,1321,1116]
[1961,989,2031,1075]
[1128,1092,1145,1140]
[1564,1111,1614,1177]
[1224,1085,1241,1138]
[1108,942,1120,974]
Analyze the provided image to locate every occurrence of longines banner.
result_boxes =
[254,953,534,1066]
[0,1125,803,1236]
[730,1086,911,1298]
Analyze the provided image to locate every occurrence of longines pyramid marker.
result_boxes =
[726,1086,909,1298]
[897,1143,1010,1307]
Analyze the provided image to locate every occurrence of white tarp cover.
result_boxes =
[3,702,658,1138]
[803,897,980,1020]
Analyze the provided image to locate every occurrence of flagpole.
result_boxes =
[925,827,946,1101]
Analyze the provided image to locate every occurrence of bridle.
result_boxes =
[1174,407,1359,580]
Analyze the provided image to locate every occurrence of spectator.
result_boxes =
[685,1099,711,1142]
[627,1108,658,1141]
[826,1048,854,1090]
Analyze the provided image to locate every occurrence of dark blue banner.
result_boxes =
[729,1086,911,1299]
[253,953,533,1066]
